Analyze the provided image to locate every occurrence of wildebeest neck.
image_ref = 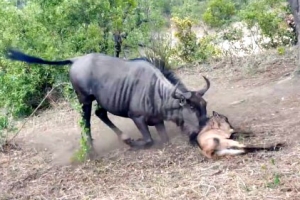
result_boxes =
[161,95,183,124]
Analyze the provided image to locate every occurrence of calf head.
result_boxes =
[171,76,210,137]
[208,111,235,135]
[189,111,234,146]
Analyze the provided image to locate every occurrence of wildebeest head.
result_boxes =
[171,76,210,137]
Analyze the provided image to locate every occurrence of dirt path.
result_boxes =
[1,53,300,199]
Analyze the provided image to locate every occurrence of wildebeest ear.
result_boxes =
[171,83,192,100]
[182,91,192,99]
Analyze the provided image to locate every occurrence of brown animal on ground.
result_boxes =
[195,111,285,159]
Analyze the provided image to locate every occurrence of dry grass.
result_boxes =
[1,48,300,200]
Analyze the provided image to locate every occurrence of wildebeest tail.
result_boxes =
[5,49,73,65]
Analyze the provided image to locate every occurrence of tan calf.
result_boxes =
[196,111,284,159]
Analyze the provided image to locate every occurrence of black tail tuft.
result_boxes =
[5,48,72,66]
[244,143,285,153]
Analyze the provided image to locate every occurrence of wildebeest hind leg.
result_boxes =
[154,122,169,144]
[130,116,154,149]
[81,103,96,158]
[95,106,132,142]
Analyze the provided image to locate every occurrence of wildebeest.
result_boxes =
[194,111,284,159]
[5,49,210,153]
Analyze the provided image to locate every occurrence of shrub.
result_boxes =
[196,35,222,62]
[172,17,198,62]
[171,0,207,24]
[0,0,162,118]
[172,17,222,63]
[202,0,236,28]
[238,0,295,48]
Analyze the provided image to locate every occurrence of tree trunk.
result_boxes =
[113,31,122,58]
[288,0,300,75]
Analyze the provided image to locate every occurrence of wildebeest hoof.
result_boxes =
[126,138,154,150]
[123,138,133,145]
[160,138,170,144]
[87,149,98,160]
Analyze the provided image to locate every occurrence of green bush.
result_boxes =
[238,0,295,48]
[202,0,236,27]
[196,35,222,62]
[171,0,207,23]
[0,0,164,118]
[0,114,16,148]
[172,17,198,62]
[172,17,222,63]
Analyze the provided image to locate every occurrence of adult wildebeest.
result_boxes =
[5,49,210,153]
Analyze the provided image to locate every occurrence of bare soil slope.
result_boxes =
[1,49,300,200]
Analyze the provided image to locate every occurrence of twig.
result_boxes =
[6,82,70,144]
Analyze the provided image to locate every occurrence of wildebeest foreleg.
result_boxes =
[130,116,154,149]
[95,107,132,142]
[154,122,169,144]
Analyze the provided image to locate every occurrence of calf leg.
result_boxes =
[214,139,246,157]
[222,139,246,148]
[95,106,133,143]
[154,122,169,144]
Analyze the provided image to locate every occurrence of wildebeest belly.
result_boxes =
[93,75,151,118]
[145,116,164,126]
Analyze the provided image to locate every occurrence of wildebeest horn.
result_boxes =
[171,83,192,100]
[196,76,210,96]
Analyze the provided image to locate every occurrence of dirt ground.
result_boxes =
[1,48,300,200]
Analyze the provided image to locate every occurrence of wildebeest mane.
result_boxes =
[129,57,188,92]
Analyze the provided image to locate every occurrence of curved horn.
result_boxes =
[196,76,210,96]
[171,82,180,99]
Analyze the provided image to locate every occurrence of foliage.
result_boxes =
[221,27,244,41]
[172,17,198,62]
[171,0,208,24]
[238,0,295,48]
[0,0,164,118]
[202,0,236,27]
[196,35,222,62]
[172,17,221,63]
[0,115,8,147]
[70,102,91,163]
[0,114,17,148]
[143,33,176,68]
